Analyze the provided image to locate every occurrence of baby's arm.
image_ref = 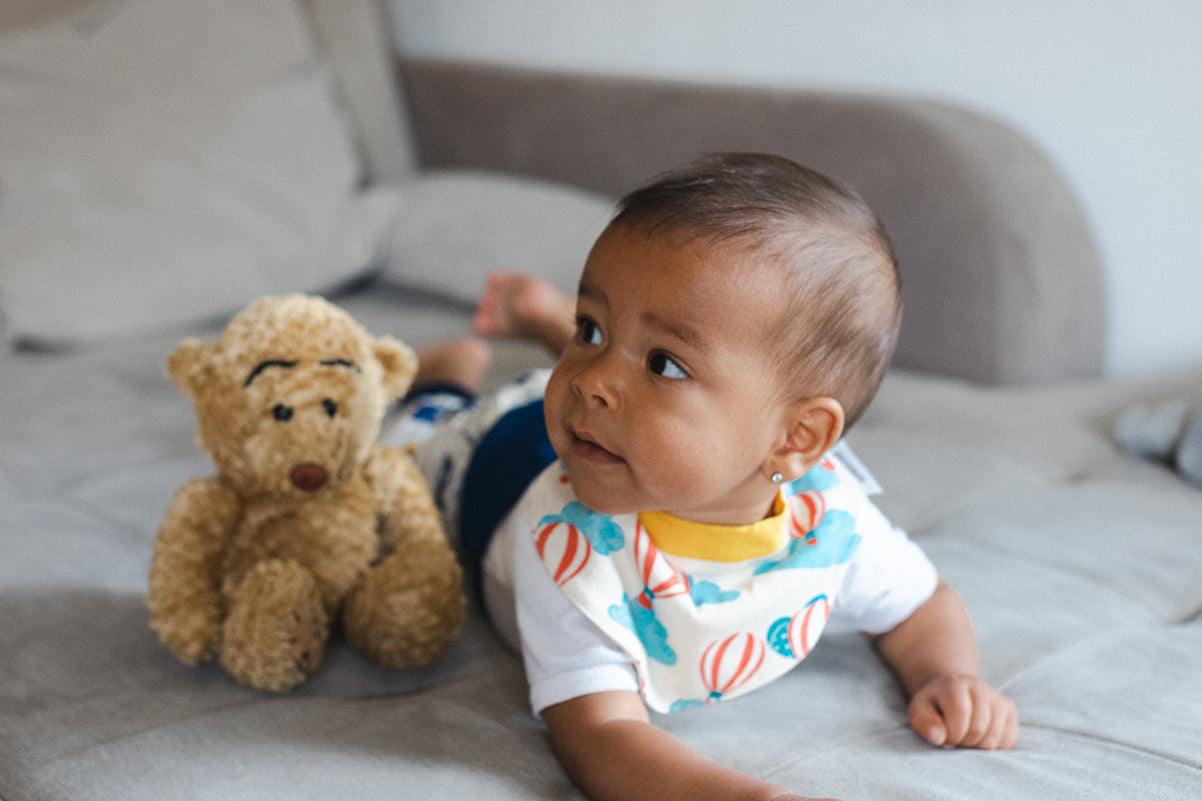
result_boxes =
[542,690,837,801]
[871,577,1018,750]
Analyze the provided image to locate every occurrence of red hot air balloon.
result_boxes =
[700,632,766,702]
[536,521,591,586]
[786,595,832,659]
[634,521,691,609]
[788,490,826,545]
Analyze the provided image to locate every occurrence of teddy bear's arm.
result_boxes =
[346,444,466,668]
[147,477,242,665]
[364,445,448,553]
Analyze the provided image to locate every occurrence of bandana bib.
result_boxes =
[530,455,864,713]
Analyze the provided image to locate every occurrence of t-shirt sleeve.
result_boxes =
[830,492,938,635]
[507,489,640,715]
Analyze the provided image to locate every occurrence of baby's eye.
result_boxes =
[647,352,688,379]
[576,316,603,346]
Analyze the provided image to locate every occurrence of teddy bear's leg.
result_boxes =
[342,540,466,668]
[220,559,329,692]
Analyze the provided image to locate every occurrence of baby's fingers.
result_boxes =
[909,676,1018,750]
[973,691,1019,750]
[908,681,961,748]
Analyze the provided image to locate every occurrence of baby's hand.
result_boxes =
[908,673,1017,750]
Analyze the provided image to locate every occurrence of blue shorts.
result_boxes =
[391,369,558,582]
[457,399,557,571]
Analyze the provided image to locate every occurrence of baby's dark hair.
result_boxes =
[609,153,901,428]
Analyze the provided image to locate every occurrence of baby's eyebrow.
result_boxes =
[243,359,296,387]
[643,311,708,352]
[576,279,607,310]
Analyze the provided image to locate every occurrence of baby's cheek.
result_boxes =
[637,442,714,499]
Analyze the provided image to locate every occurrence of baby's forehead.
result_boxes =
[676,234,806,306]
[632,246,795,339]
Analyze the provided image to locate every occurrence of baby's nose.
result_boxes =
[572,355,626,410]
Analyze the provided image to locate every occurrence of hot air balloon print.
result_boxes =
[699,632,766,703]
[535,501,625,586]
[787,594,831,659]
[535,519,590,586]
[633,521,691,610]
[754,509,860,574]
[788,490,826,545]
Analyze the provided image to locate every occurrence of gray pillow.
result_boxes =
[0,0,394,348]
[382,170,615,303]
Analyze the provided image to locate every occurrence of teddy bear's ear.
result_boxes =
[373,336,418,401]
[167,339,217,398]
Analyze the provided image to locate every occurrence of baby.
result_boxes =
[392,153,1017,801]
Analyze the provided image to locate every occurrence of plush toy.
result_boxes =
[148,294,465,692]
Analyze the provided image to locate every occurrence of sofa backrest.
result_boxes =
[395,58,1106,385]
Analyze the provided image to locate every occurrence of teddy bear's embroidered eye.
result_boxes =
[322,399,338,418]
[273,404,293,422]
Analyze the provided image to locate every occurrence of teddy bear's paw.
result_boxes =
[342,540,466,668]
[281,605,324,673]
[220,559,330,692]
[147,601,221,666]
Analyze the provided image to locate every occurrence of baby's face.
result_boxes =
[543,226,794,527]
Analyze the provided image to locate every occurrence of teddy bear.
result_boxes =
[147,294,465,692]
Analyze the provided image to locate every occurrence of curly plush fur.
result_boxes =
[148,294,465,692]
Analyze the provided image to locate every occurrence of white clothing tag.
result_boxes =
[828,440,883,496]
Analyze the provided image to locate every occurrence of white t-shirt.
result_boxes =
[480,446,938,715]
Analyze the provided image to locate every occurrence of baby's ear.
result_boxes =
[167,339,217,399]
[767,398,845,483]
[373,336,418,401]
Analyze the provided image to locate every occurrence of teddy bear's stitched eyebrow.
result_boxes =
[243,359,297,387]
[319,358,360,372]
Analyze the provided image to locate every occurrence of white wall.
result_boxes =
[390,0,1202,380]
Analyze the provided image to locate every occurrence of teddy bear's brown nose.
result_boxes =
[289,463,328,492]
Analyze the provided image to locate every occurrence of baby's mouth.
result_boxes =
[570,429,623,465]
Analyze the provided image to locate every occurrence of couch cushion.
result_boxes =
[0,0,395,348]
[2,321,1200,799]
[382,170,615,303]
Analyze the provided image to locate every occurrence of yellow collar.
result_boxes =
[638,493,787,562]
